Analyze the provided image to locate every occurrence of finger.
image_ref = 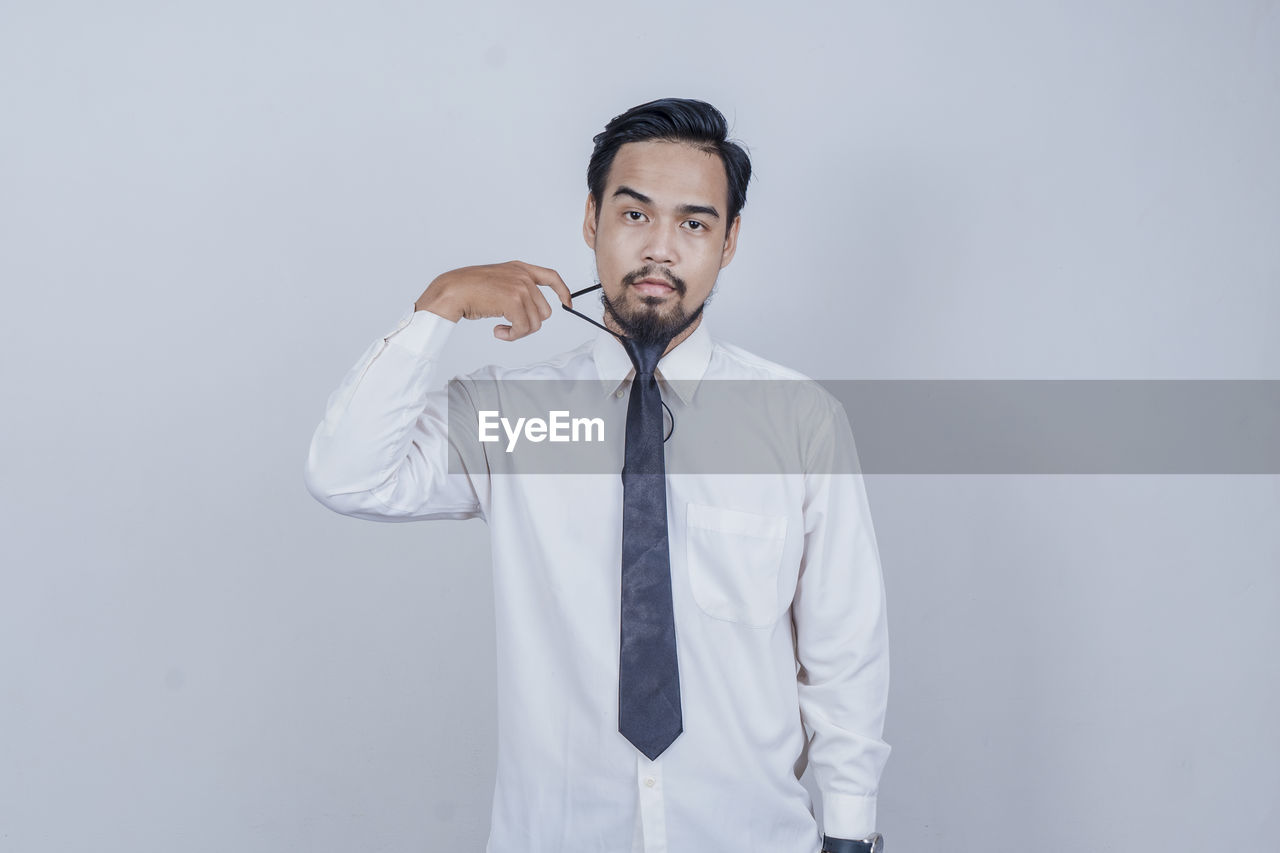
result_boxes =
[503,297,534,340]
[517,262,573,309]
[525,280,554,321]
[516,288,543,336]
[493,323,513,341]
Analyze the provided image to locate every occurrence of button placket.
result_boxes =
[635,752,668,853]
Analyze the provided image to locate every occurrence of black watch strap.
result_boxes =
[822,833,881,853]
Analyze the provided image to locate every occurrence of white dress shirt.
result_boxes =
[304,305,891,853]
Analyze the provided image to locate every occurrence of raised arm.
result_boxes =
[303,262,573,522]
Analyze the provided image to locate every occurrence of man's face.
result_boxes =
[583,140,740,343]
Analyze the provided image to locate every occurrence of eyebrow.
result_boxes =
[612,185,721,220]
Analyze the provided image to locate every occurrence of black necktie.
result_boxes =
[617,335,683,760]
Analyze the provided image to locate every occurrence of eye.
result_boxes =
[684,220,705,231]
[625,210,647,222]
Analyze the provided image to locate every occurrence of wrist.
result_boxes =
[822,832,883,853]
[415,286,464,323]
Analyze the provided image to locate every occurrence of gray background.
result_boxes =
[2,1,1277,851]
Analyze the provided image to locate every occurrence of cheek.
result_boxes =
[593,226,625,258]
[685,248,725,294]
[593,247,630,286]
[597,231,645,272]
[594,245,623,277]
[692,244,724,275]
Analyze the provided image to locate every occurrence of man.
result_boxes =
[304,98,890,853]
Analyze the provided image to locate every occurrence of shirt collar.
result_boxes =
[591,320,714,405]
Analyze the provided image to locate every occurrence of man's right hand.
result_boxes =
[414,261,575,342]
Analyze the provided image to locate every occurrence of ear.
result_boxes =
[582,194,598,250]
[719,215,741,269]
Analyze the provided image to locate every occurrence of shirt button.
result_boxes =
[644,777,656,787]
[615,389,624,398]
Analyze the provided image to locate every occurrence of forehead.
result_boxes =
[604,140,728,209]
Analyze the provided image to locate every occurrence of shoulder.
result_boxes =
[446,338,598,418]
[461,337,596,383]
[711,338,811,381]
[704,336,857,474]
[709,338,843,415]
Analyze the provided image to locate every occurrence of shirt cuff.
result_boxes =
[822,792,877,841]
[382,303,457,359]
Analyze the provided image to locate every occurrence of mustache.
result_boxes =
[621,265,686,296]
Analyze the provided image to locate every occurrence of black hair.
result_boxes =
[587,98,752,227]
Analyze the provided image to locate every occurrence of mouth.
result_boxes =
[631,278,677,298]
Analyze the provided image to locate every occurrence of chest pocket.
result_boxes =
[685,503,788,627]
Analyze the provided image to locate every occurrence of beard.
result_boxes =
[599,264,710,347]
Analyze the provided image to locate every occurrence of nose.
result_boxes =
[642,223,677,266]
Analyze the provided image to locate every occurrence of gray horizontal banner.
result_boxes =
[444,379,1280,474]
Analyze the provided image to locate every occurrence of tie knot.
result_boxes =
[621,336,666,377]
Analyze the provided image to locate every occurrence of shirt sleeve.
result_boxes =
[303,304,489,522]
[792,396,891,841]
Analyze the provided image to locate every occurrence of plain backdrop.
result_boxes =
[2,1,1278,851]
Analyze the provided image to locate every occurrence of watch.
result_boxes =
[821,832,883,853]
